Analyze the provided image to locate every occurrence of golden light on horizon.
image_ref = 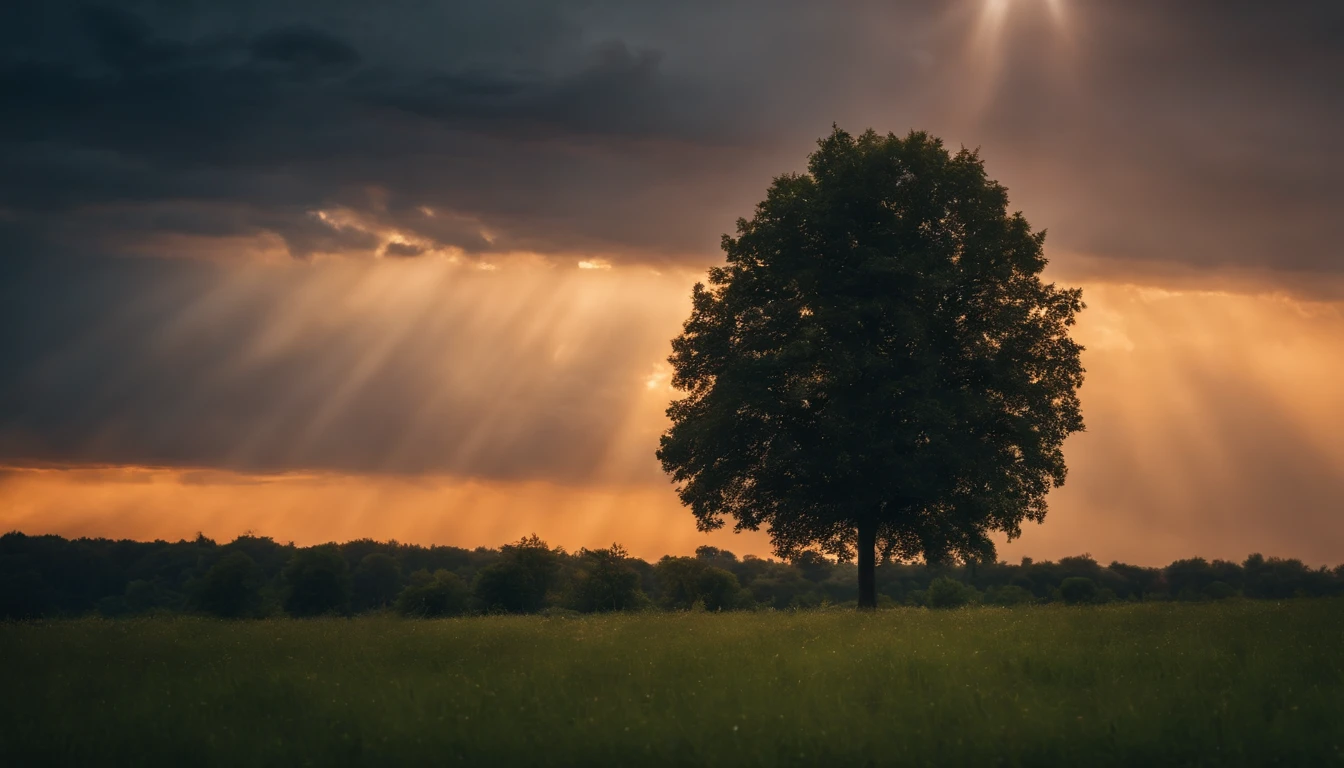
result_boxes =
[3,260,1343,566]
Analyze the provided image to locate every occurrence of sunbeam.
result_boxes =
[961,0,1074,119]
[4,264,1344,565]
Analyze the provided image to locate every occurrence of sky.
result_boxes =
[1,0,1342,565]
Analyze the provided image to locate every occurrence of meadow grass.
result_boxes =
[2,601,1342,766]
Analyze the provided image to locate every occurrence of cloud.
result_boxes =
[248,25,361,69]
[4,280,1344,565]
[0,0,773,262]
[382,241,425,258]
[2,1,1334,279]
[0,255,692,482]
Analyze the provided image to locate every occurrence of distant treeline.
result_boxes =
[2,531,1342,619]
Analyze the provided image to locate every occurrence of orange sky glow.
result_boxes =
[4,263,1341,566]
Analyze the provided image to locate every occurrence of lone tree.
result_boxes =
[657,128,1085,609]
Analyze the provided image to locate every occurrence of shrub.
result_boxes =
[568,545,648,613]
[749,568,813,609]
[473,535,561,613]
[984,584,1034,607]
[352,553,402,611]
[1177,586,1206,602]
[196,551,266,618]
[0,568,52,619]
[653,557,746,610]
[697,567,745,611]
[122,579,174,614]
[818,567,861,604]
[694,546,740,571]
[653,557,707,610]
[789,551,834,583]
[473,561,537,613]
[283,546,351,616]
[927,577,979,609]
[395,570,469,617]
[1204,581,1238,601]
[1166,558,1219,598]
[1242,554,1322,599]
[1060,576,1098,605]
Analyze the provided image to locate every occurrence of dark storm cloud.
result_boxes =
[248,26,361,68]
[3,1,1338,273]
[0,0,777,260]
[0,254,687,481]
[971,0,1344,280]
[382,241,424,258]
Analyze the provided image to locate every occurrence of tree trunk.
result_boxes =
[857,520,877,610]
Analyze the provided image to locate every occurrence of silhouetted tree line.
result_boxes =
[2,531,1342,619]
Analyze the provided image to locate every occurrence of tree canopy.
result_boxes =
[4,531,1342,619]
[657,127,1086,607]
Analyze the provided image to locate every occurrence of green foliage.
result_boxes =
[653,557,745,611]
[0,567,50,619]
[473,535,561,613]
[568,545,648,613]
[653,556,707,610]
[984,584,1034,607]
[282,546,351,617]
[395,570,469,617]
[123,579,172,614]
[1165,558,1217,598]
[1242,553,1331,599]
[2,531,1342,619]
[748,560,814,609]
[926,577,979,609]
[352,553,402,611]
[697,567,745,611]
[1107,562,1160,600]
[657,128,1086,606]
[789,551,834,583]
[194,551,266,618]
[223,535,290,580]
[694,545,740,571]
[99,578,182,617]
[4,603,1343,765]
[1060,576,1098,605]
[472,562,533,613]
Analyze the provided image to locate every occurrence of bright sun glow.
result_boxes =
[963,0,1072,117]
[4,271,1344,564]
[979,0,1068,37]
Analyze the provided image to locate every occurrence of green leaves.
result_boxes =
[657,127,1086,571]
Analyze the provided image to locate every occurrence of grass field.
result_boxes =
[3,601,1342,766]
